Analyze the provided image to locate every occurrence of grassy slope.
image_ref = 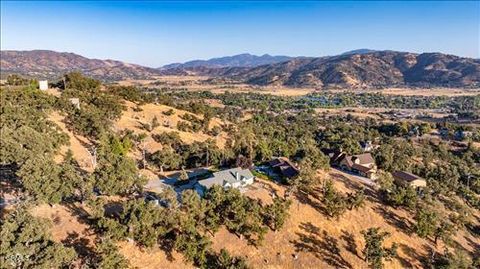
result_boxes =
[30,170,479,269]
[40,97,479,268]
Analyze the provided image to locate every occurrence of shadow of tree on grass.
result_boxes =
[291,222,353,269]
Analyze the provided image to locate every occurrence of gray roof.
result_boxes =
[197,167,254,189]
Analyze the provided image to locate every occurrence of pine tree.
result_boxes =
[346,189,366,210]
[433,220,455,246]
[16,156,76,204]
[361,227,398,269]
[413,207,438,239]
[95,238,130,269]
[263,197,292,231]
[322,180,347,218]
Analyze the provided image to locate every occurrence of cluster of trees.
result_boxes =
[361,227,398,269]
[412,204,470,247]
[4,74,39,88]
[107,85,152,104]
[93,133,146,195]
[150,132,223,171]
[374,138,479,209]
[228,112,330,169]
[1,86,67,167]
[0,206,131,269]
[1,79,145,202]
[89,186,290,268]
[0,86,84,204]
[376,172,473,250]
[321,180,366,218]
[0,207,77,268]
[177,113,209,133]
[152,89,479,116]
[304,92,479,111]
[60,72,125,138]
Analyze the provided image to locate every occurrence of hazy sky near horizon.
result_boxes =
[1,1,479,66]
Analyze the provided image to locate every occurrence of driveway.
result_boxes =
[331,168,377,187]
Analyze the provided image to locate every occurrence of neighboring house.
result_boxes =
[392,171,427,190]
[195,167,254,196]
[268,157,299,179]
[339,153,377,179]
[39,80,48,90]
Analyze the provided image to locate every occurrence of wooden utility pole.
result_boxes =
[142,140,148,169]
[206,144,209,167]
[88,146,97,169]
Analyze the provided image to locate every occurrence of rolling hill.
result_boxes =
[0,50,161,81]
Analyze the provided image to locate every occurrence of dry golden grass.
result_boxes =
[49,112,94,172]
[117,75,209,87]
[31,203,192,269]
[44,88,62,97]
[205,86,316,97]
[377,87,480,97]
[208,172,480,269]
[116,101,228,150]
[118,76,480,97]
[31,203,96,247]
[27,168,479,269]
[117,242,194,269]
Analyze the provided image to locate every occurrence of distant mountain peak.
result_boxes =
[161,53,293,69]
[341,49,378,56]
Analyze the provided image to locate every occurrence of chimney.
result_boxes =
[236,172,240,181]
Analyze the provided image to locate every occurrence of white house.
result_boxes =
[39,80,48,90]
[195,167,255,196]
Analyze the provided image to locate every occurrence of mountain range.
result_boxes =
[1,49,479,88]
[211,51,480,88]
[161,53,293,69]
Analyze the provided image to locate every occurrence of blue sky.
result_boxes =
[1,1,479,66]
